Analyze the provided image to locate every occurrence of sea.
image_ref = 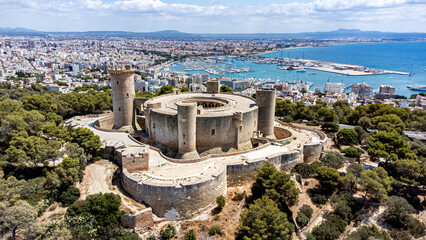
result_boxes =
[170,41,426,97]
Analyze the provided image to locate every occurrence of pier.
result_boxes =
[276,58,412,76]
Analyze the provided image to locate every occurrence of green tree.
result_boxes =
[372,114,405,132]
[336,129,358,145]
[296,212,309,228]
[160,224,176,240]
[216,195,225,210]
[71,128,101,155]
[342,147,361,159]
[252,162,299,209]
[300,204,313,219]
[384,196,414,228]
[320,152,346,169]
[59,186,80,206]
[367,130,415,162]
[321,122,339,133]
[180,86,190,92]
[358,167,393,202]
[184,230,196,240]
[276,100,295,119]
[347,163,364,178]
[220,85,233,93]
[345,225,390,240]
[292,163,316,177]
[317,107,336,122]
[156,85,174,96]
[316,166,341,193]
[66,193,125,240]
[354,126,369,145]
[0,200,37,240]
[238,196,293,240]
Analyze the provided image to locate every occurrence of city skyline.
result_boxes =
[1,0,426,33]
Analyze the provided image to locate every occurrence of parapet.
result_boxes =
[109,64,135,75]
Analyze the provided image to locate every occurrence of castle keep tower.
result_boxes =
[177,102,199,159]
[109,65,135,130]
[206,80,220,94]
[256,88,276,139]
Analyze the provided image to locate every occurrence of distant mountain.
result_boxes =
[0,27,39,33]
[0,27,425,40]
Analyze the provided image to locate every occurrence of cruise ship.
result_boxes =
[407,85,426,91]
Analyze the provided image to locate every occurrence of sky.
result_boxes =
[1,0,426,33]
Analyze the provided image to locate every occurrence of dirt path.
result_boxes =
[78,160,145,214]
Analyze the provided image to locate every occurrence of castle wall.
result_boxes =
[226,151,302,186]
[147,108,258,152]
[148,111,178,148]
[121,165,227,220]
[121,208,154,230]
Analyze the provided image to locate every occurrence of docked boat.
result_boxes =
[297,68,307,73]
[407,85,426,91]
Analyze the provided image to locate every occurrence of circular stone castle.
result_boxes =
[143,86,276,159]
[85,65,327,220]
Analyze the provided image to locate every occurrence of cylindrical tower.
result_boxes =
[109,65,135,130]
[256,88,276,139]
[177,102,199,159]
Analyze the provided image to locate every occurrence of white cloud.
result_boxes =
[0,0,425,32]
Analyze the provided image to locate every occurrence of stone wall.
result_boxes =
[117,146,150,173]
[227,151,302,186]
[274,126,292,140]
[121,208,154,230]
[121,165,227,220]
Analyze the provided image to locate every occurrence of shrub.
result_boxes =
[184,230,196,240]
[208,226,223,236]
[146,235,156,240]
[296,212,309,228]
[292,163,316,177]
[346,225,390,240]
[237,196,293,240]
[311,194,328,206]
[233,191,246,201]
[300,204,313,219]
[321,122,339,133]
[342,147,361,159]
[390,230,412,240]
[384,196,414,228]
[406,218,425,238]
[216,195,225,209]
[312,220,341,240]
[160,224,176,240]
[320,152,346,169]
[59,185,80,206]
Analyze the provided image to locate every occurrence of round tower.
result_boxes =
[109,65,135,130]
[256,88,276,139]
[177,102,199,159]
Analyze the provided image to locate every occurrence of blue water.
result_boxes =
[171,41,426,97]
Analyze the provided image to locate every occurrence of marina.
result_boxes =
[170,41,426,97]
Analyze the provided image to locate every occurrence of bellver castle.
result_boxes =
[81,65,327,220]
